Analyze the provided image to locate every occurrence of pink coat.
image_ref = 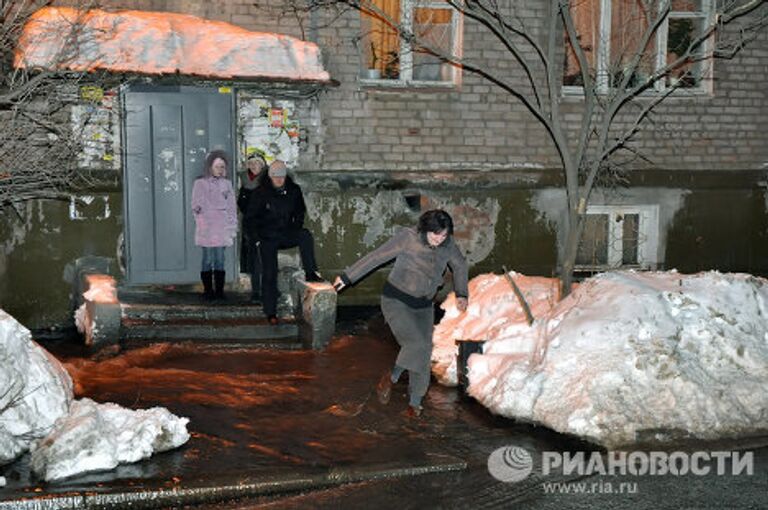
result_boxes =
[191,176,237,247]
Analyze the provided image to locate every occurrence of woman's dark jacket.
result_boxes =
[237,171,265,236]
[244,176,306,241]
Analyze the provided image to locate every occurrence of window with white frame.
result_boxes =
[358,0,462,85]
[575,205,660,271]
[563,0,714,94]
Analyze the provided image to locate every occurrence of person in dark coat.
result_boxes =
[333,209,469,417]
[245,160,322,325]
[237,152,267,304]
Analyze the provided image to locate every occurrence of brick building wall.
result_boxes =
[5,0,761,329]
[93,0,768,174]
[309,2,768,173]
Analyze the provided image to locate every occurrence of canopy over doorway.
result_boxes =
[14,6,333,84]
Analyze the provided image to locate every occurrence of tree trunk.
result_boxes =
[560,208,584,297]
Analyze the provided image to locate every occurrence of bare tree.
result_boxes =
[278,0,768,293]
[0,0,114,215]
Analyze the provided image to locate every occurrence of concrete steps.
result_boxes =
[121,317,301,345]
[75,274,335,351]
[117,289,301,349]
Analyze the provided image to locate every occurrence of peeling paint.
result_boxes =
[304,192,342,236]
[763,189,768,229]
[0,203,37,280]
[69,195,112,221]
[350,192,408,247]
[420,195,501,266]
[157,148,181,193]
[306,190,408,250]
[305,189,500,266]
[3,203,37,252]
[327,161,548,172]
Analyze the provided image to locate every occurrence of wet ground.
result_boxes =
[2,308,766,509]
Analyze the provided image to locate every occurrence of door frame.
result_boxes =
[121,84,237,286]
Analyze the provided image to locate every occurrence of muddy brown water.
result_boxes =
[2,311,765,509]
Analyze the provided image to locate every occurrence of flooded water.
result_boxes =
[2,310,765,509]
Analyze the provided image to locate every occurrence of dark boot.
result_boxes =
[250,271,262,303]
[305,270,324,283]
[213,270,226,300]
[201,271,214,301]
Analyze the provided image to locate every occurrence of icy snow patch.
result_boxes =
[0,309,72,464]
[31,398,190,481]
[433,270,768,448]
[432,272,559,386]
[1,308,190,480]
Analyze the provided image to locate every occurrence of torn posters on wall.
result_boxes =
[238,95,300,167]
[70,86,120,171]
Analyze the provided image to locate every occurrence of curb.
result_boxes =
[0,455,467,510]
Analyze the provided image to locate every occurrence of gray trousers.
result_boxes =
[381,295,434,405]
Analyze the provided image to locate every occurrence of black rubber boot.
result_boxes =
[213,270,226,300]
[201,271,214,301]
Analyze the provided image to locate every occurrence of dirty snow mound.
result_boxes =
[435,271,768,448]
[432,272,559,386]
[1,308,190,480]
[31,398,190,481]
[0,309,73,464]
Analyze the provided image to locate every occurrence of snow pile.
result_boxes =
[31,398,189,481]
[434,270,768,448]
[1,309,190,480]
[432,272,559,386]
[0,309,73,464]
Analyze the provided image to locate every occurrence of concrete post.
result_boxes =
[77,273,121,349]
[294,278,336,350]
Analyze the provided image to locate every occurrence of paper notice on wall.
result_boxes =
[238,96,299,167]
[71,87,120,171]
[269,108,284,128]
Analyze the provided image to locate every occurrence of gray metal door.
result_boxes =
[123,86,235,285]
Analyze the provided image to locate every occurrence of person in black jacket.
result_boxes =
[246,160,322,324]
[237,152,267,304]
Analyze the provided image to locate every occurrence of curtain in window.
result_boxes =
[361,0,401,77]
[412,6,452,80]
[563,0,600,86]
[610,0,653,86]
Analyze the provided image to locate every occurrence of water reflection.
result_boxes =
[4,315,593,500]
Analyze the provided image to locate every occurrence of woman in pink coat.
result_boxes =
[191,150,237,300]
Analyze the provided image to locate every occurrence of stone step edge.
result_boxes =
[121,324,299,341]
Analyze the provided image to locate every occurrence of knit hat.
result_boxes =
[268,160,287,178]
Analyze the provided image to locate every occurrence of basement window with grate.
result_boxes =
[575,204,661,274]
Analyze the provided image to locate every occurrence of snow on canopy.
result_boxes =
[14,7,331,82]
